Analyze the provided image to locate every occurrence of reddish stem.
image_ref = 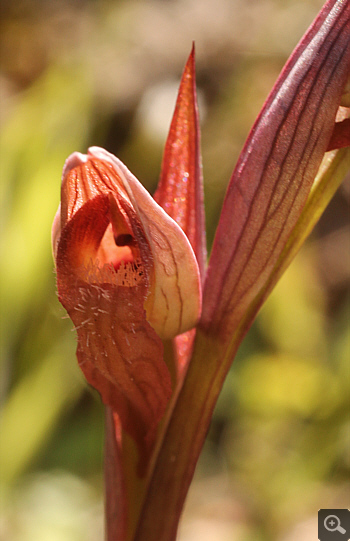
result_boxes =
[104,408,127,540]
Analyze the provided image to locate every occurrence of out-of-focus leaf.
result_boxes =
[0,64,93,487]
[236,353,341,418]
[0,65,93,362]
[258,251,326,358]
[0,339,85,486]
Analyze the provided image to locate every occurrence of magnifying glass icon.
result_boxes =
[324,515,346,534]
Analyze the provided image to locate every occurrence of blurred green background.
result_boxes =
[1,1,349,540]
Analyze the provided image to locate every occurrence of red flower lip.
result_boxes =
[52,146,202,465]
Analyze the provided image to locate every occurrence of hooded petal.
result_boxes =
[54,149,201,464]
[86,147,201,340]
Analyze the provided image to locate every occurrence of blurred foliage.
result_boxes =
[0,1,349,540]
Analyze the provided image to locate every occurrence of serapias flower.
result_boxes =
[52,146,201,461]
[52,1,350,539]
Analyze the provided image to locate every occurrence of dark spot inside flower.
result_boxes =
[114,234,134,247]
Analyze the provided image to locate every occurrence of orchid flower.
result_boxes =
[52,1,350,540]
